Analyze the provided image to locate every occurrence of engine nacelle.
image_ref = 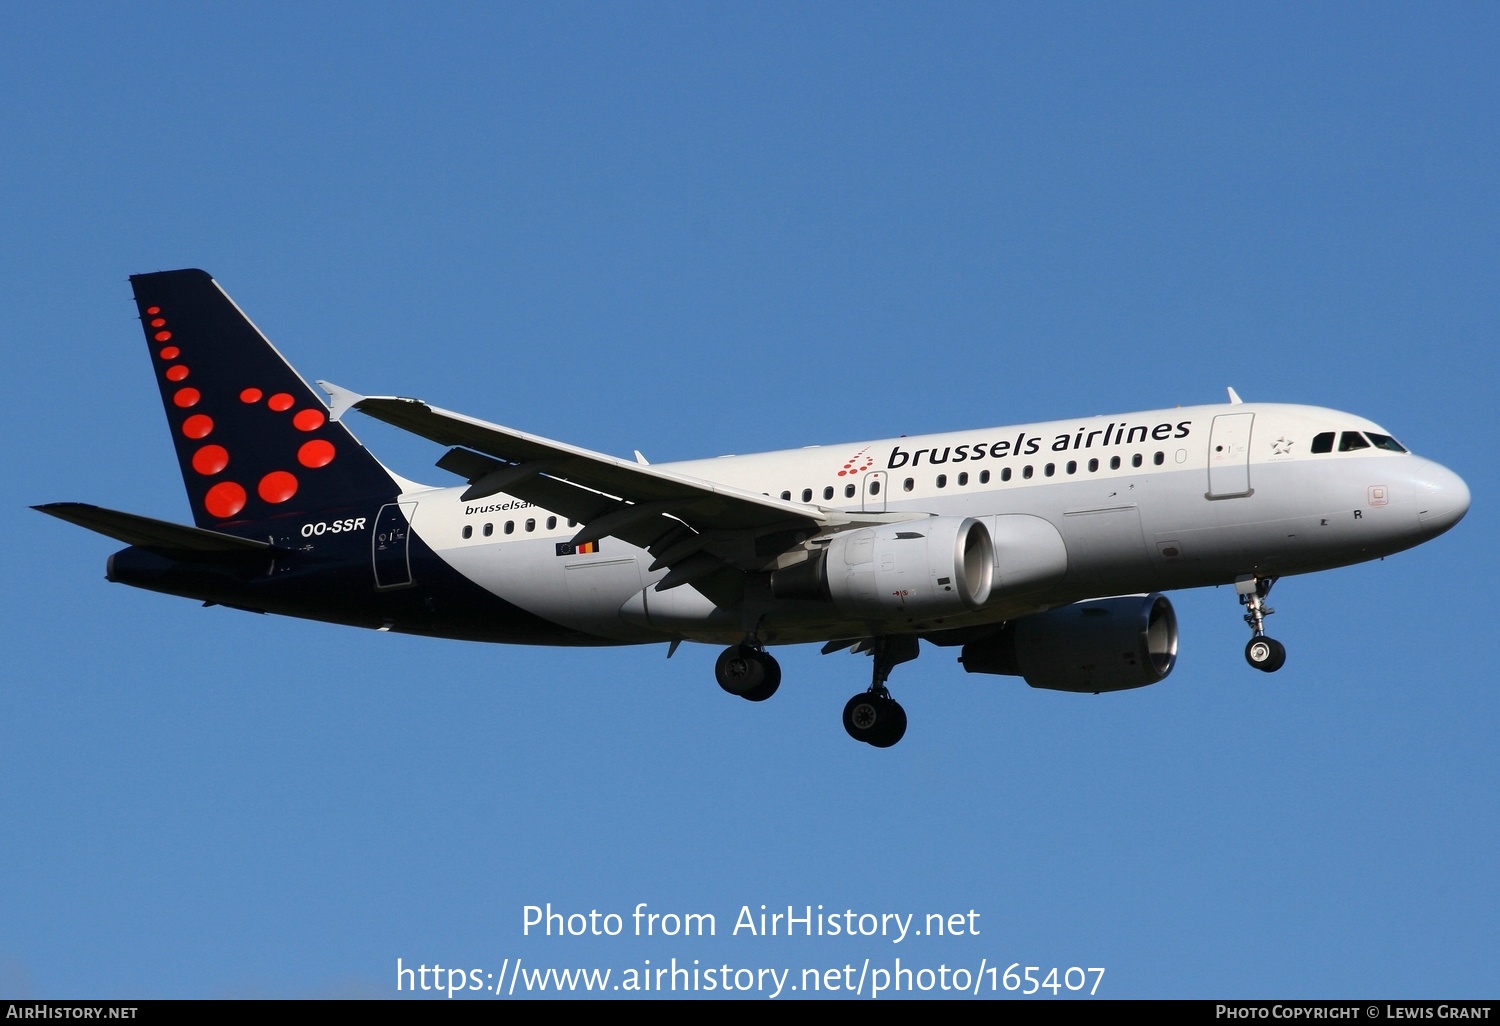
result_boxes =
[990,514,1068,597]
[959,593,1178,693]
[773,517,994,620]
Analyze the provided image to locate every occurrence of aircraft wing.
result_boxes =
[325,385,837,592]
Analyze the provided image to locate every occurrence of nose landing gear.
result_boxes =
[1237,575,1286,672]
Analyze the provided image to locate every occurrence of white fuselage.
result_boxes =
[397,401,1469,646]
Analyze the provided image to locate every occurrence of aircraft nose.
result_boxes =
[1415,460,1470,537]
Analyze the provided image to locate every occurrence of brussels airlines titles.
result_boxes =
[887,419,1194,468]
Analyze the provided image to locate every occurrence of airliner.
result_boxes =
[36,270,1470,747]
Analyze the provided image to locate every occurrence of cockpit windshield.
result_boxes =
[1310,430,1407,454]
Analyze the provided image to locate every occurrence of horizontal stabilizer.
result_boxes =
[34,503,278,560]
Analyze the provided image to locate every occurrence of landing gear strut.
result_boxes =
[841,636,917,748]
[715,643,781,702]
[1236,575,1286,673]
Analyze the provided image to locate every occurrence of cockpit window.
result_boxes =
[1311,432,1335,454]
[1338,431,1371,452]
[1366,432,1408,453]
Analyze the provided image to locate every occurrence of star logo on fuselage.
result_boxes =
[1271,436,1293,455]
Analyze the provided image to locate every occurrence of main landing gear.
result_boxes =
[714,634,917,747]
[1236,574,1287,673]
[714,643,781,702]
[841,636,917,748]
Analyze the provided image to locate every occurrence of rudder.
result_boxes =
[131,269,398,528]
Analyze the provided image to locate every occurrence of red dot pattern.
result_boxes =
[258,470,298,503]
[836,448,876,478]
[192,444,229,476]
[292,408,325,432]
[298,439,335,468]
[181,414,214,439]
[204,481,246,519]
[147,301,339,520]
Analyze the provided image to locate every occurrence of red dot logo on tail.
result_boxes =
[204,481,246,519]
[192,445,229,476]
[181,414,213,439]
[293,409,325,431]
[258,471,298,503]
[298,439,336,468]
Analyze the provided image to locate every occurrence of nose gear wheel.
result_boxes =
[1236,575,1286,673]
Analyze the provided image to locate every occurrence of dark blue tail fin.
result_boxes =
[131,269,398,528]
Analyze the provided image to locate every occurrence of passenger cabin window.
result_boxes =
[504,521,515,535]
[802,488,813,502]
[844,483,856,498]
[547,516,557,529]
[525,518,536,532]
[462,525,473,539]
[869,480,881,495]
[957,472,968,486]
[1311,432,1335,453]
[1132,454,1143,468]
[936,474,947,488]
[483,523,493,537]
[1110,456,1120,470]
[903,478,914,492]
[1153,451,1165,465]
[1000,467,1012,482]
[1023,466,1034,480]
[980,470,991,484]
[780,490,791,501]
[823,486,834,500]
[1339,431,1371,452]
[1066,461,1077,475]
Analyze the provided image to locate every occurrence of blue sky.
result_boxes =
[3,3,1495,999]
